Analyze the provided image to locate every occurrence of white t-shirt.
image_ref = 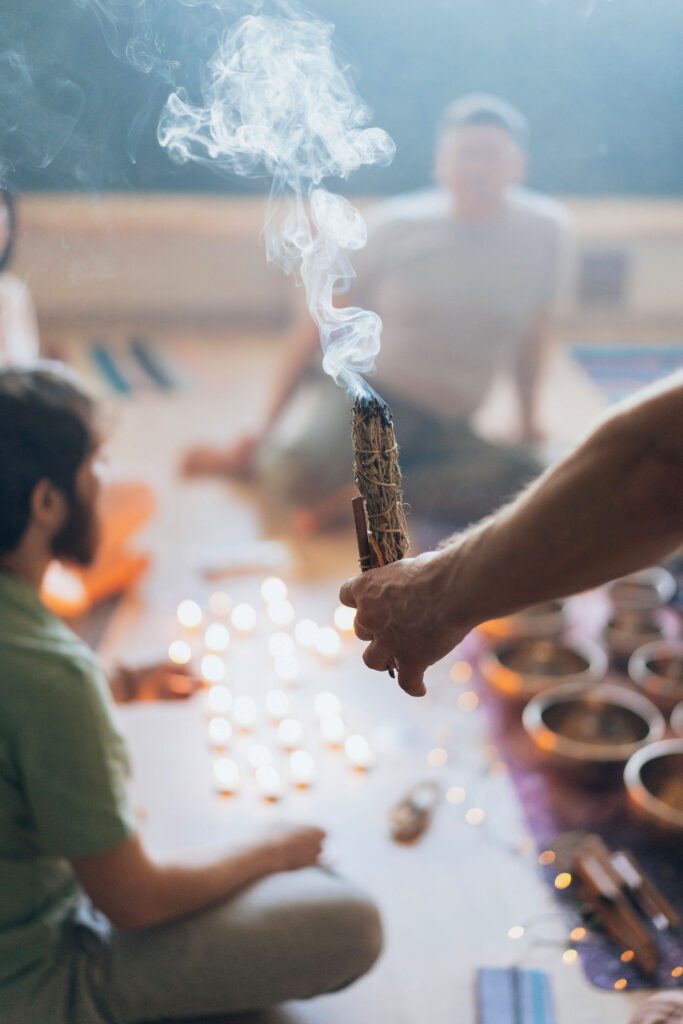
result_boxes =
[0,273,40,366]
[352,187,572,421]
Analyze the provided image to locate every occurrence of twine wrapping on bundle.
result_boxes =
[351,393,409,567]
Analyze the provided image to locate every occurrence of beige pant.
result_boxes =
[4,868,382,1024]
[258,376,541,525]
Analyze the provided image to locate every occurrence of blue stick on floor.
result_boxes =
[129,337,178,391]
[91,343,132,395]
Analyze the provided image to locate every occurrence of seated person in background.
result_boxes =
[0,185,40,365]
[0,365,382,1024]
[184,93,572,531]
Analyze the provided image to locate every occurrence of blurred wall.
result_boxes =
[15,193,683,335]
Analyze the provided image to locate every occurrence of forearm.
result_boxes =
[514,319,547,437]
[439,375,683,625]
[134,840,279,929]
[262,315,320,432]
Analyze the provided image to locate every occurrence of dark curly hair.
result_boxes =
[0,365,98,555]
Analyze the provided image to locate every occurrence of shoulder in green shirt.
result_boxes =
[0,572,135,1010]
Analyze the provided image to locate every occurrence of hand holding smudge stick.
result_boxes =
[351,392,410,677]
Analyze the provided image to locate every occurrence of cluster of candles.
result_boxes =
[169,579,373,802]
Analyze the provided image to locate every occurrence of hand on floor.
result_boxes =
[111,661,201,703]
[181,434,262,479]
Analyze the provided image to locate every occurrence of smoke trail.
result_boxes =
[72,0,393,390]
[0,47,84,181]
[154,3,395,395]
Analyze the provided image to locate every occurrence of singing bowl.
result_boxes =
[479,637,606,702]
[607,566,676,612]
[624,739,683,835]
[523,682,666,777]
[602,610,666,660]
[479,600,567,641]
[628,639,683,713]
[671,701,683,738]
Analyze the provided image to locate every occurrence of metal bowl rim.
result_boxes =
[608,567,677,610]
[624,738,683,827]
[523,681,666,763]
[480,636,608,687]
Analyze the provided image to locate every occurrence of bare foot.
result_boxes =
[182,435,261,480]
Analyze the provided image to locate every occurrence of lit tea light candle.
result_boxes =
[207,684,232,714]
[209,591,232,617]
[465,807,486,826]
[319,713,345,747]
[201,653,227,685]
[273,654,301,684]
[278,717,304,750]
[204,623,230,653]
[177,599,203,630]
[265,688,290,721]
[294,619,319,648]
[427,747,449,768]
[344,734,373,770]
[233,695,258,730]
[333,604,356,633]
[314,691,342,717]
[213,757,240,795]
[315,626,341,660]
[261,577,288,604]
[268,632,295,659]
[231,603,257,633]
[208,716,233,749]
[255,764,285,801]
[449,660,472,685]
[457,690,479,713]
[168,639,192,666]
[289,749,316,787]
[247,743,274,769]
[446,786,467,805]
[507,925,525,940]
[268,600,295,627]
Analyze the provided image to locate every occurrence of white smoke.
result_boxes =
[156,5,395,395]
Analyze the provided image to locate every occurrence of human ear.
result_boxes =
[31,479,68,534]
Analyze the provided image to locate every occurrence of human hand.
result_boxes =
[181,433,263,480]
[339,551,473,697]
[113,662,201,703]
[262,823,327,873]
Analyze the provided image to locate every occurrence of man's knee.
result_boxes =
[257,445,325,506]
[327,892,383,986]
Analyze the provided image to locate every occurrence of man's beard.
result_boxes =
[51,492,100,568]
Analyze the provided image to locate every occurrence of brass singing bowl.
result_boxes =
[628,639,683,713]
[671,701,683,738]
[607,566,676,612]
[479,600,567,641]
[624,739,683,835]
[602,610,666,660]
[523,682,666,775]
[479,637,607,702]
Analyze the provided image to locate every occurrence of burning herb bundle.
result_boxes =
[352,393,409,568]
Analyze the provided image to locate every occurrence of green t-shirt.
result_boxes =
[0,572,135,1010]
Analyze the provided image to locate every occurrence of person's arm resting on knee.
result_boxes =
[340,373,683,696]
